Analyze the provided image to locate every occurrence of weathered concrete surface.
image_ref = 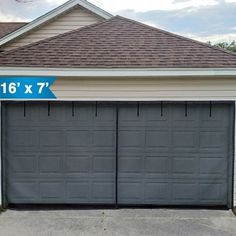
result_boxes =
[0,208,235,236]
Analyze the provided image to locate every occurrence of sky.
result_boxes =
[0,0,236,43]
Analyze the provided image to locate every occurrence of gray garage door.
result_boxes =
[3,102,116,204]
[3,102,234,207]
[118,102,233,206]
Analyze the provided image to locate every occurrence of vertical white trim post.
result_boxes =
[234,101,236,207]
[0,102,2,206]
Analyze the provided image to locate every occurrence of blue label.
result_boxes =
[0,77,56,99]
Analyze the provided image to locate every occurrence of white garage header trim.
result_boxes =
[0,67,236,77]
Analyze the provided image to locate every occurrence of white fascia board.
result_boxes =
[77,0,113,19]
[0,67,236,77]
[0,0,112,46]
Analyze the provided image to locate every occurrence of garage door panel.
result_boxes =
[38,102,66,122]
[8,182,39,202]
[145,156,169,174]
[119,131,142,148]
[199,182,227,203]
[40,182,65,200]
[66,155,90,173]
[93,130,115,147]
[119,181,172,204]
[199,103,231,127]
[39,130,64,149]
[65,156,115,175]
[199,157,227,176]
[4,101,233,206]
[119,156,142,173]
[93,156,115,173]
[67,180,115,203]
[119,104,140,122]
[171,103,199,127]
[172,156,196,175]
[66,130,90,147]
[172,131,197,149]
[9,129,37,149]
[94,103,116,121]
[5,102,116,204]
[65,103,91,121]
[143,103,169,126]
[145,183,170,201]
[92,182,114,200]
[39,155,62,173]
[118,182,142,203]
[172,183,198,201]
[118,102,233,206]
[199,131,227,149]
[66,182,89,200]
[146,131,170,147]
[7,102,40,125]
[9,155,37,174]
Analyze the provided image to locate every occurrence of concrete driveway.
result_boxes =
[0,208,235,236]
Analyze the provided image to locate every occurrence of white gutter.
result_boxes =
[0,67,236,77]
[0,0,112,46]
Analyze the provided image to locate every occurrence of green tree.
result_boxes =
[213,41,236,53]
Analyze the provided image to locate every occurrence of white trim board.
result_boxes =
[234,101,236,207]
[0,0,112,47]
[0,102,2,206]
[0,67,236,77]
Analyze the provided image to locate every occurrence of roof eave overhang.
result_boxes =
[0,67,236,77]
[0,0,112,46]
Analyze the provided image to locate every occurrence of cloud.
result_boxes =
[186,33,236,43]
[0,0,221,21]
[0,11,28,22]
[117,1,236,42]
[90,0,218,12]
[0,0,235,43]
[0,0,62,22]
[173,0,191,2]
[45,0,66,3]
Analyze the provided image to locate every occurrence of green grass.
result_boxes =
[0,207,6,214]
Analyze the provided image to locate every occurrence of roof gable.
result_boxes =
[2,5,104,51]
[0,0,112,47]
[0,16,236,69]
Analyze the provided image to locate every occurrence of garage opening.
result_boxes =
[2,102,234,208]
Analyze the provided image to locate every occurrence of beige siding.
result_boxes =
[52,76,236,101]
[3,6,102,51]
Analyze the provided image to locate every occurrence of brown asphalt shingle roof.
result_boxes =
[0,22,27,39]
[0,16,236,68]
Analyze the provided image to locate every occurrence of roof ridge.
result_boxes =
[116,15,236,57]
[0,17,115,56]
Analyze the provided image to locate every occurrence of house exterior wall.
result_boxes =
[3,6,102,51]
[52,76,236,101]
